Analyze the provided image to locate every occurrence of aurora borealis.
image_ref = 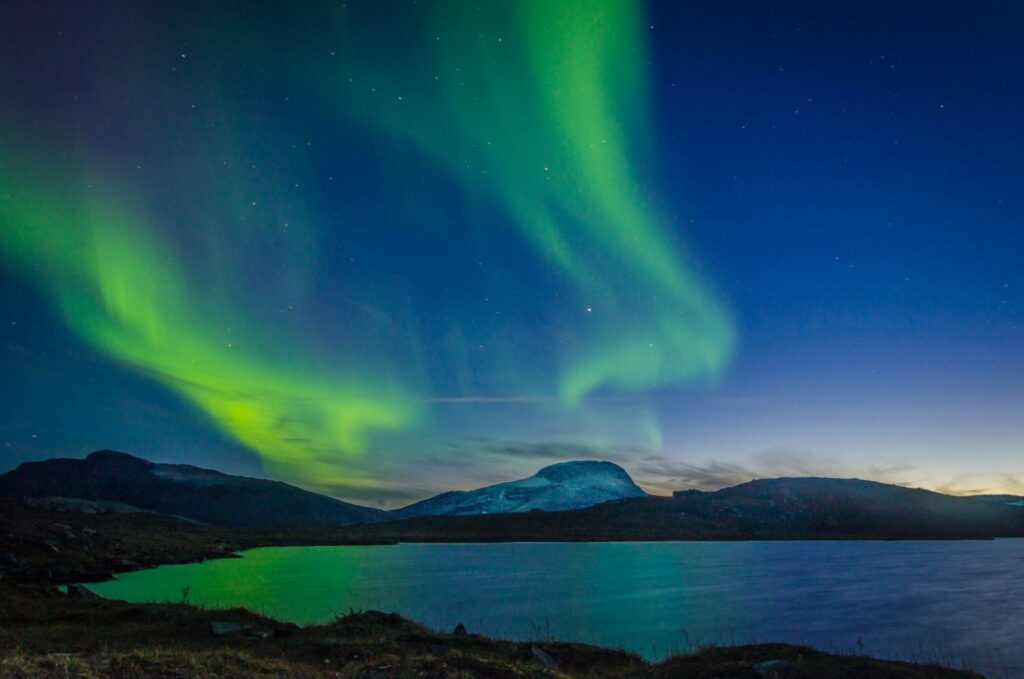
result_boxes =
[0,156,418,490]
[2,1,1023,504]
[327,0,734,404]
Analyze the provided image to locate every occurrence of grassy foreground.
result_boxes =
[0,497,984,678]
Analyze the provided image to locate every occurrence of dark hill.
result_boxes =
[0,450,385,529]
[336,476,1024,542]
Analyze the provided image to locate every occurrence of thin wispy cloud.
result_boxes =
[424,395,559,404]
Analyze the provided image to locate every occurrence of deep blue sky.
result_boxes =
[1,1,1021,505]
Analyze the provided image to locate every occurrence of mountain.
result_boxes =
[5,452,1022,540]
[0,450,385,529]
[391,460,647,518]
[970,494,1024,507]
[339,476,1024,542]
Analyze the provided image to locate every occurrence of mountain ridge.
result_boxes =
[0,450,385,529]
[391,460,646,518]
[3,451,1023,540]
[348,475,1024,542]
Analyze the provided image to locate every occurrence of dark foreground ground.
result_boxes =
[0,498,985,678]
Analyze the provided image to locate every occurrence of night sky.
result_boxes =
[1,1,1021,506]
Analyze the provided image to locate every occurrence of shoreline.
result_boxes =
[0,497,995,677]
[1,583,984,678]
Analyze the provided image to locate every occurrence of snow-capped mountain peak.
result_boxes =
[392,460,647,518]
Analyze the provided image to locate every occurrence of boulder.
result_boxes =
[51,523,76,540]
[531,645,557,669]
[754,659,801,678]
[66,584,100,600]
[210,621,251,636]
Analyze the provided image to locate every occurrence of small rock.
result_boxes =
[117,607,156,622]
[531,645,557,669]
[66,584,100,600]
[49,564,72,579]
[41,540,60,554]
[51,523,76,540]
[754,659,800,677]
[452,623,467,636]
[319,636,354,646]
[210,621,251,636]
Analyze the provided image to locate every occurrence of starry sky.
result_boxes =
[1,1,1021,507]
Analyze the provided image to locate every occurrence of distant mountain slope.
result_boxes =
[693,477,1024,537]
[970,494,1024,507]
[391,460,646,518]
[0,450,385,529]
[341,477,1024,542]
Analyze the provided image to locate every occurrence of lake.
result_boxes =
[90,540,1024,677]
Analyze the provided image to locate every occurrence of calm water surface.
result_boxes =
[91,541,1024,677]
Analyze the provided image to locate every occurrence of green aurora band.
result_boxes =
[0,0,733,493]
[0,161,418,490]
[329,0,734,404]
